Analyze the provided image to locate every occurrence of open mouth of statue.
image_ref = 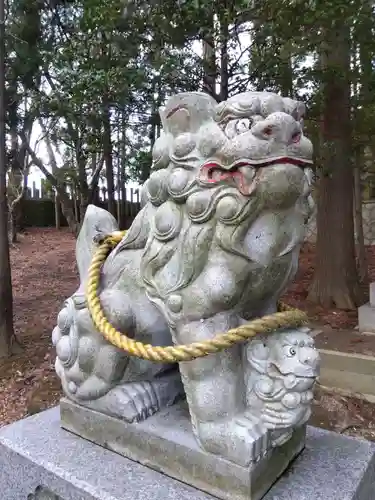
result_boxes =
[269,363,317,382]
[198,157,313,196]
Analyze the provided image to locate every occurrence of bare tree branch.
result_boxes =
[19,131,58,187]
[8,167,28,211]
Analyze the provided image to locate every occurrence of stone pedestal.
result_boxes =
[358,282,375,333]
[60,399,305,500]
[1,406,375,500]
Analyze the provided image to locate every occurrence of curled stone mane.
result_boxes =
[215,92,305,125]
[140,167,253,326]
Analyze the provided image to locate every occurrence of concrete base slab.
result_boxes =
[0,406,374,500]
[319,348,375,398]
[60,398,306,500]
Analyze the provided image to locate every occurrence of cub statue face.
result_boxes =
[245,328,320,449]
[267,330,320,379]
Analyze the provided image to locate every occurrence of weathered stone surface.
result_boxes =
[264,427,375,500]
[358,303,375,333]
[0,407,213,500]
[27,485,63,500]
[1,407,375,500]
[60,398,306,500]
[369,282,375,307]
[52,91,319,472]
[358,281,375,332]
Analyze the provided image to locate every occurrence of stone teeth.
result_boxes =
[213,169,223,181]
[239,166,256,183]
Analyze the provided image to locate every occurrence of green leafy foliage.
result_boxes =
[3,0,375,188]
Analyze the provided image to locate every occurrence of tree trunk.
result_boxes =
[142,82,159,184]
[115,114,121,224]
[9,211,16,243]
[8,162,28,243]
[37,125,80,233]
[102,98,115,217]
[55,192,61,230]
[8,121,22,243]
[353,147,368,285]
[119,111,127,228]
[219,8,229,102]
[279,43,294,97]
[73,128,89,224]
[351,0,372,287]
[84,152,97,223]
[87,153,105,206]
[202,14,217,99]
[0,0,15,358]
[42,122,59,174]
[308,22,361,309]
[77,156,88,223]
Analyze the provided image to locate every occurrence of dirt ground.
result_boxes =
[0,228,77,425]
[311,385,375,441]
[1,229,375,442]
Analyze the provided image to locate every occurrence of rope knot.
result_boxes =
[93,230,125,247]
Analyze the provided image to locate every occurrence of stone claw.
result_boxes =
[262,406,300,429]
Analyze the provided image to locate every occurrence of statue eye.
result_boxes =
[288,347,296,357]
[263,125,273,136]
[224,119,251,139]
[235,119,252,134]
[291,131,301,143]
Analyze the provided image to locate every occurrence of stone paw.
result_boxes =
[261,405,305,430]
[118,381,160,423]
[82,381,160,423]
[270,429,293,447]
[196,414,270,468]
[235,413,270,463]
[63,369,185,423]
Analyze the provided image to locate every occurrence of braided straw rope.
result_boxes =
[86,231,308,363]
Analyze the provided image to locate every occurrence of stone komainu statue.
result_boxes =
[53,91,320,467]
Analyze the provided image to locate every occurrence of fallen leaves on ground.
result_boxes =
[310,385,375,442]
[1,230,375,439]
[0,228,77,426]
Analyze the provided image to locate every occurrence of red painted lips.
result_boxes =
[198,157,312,196]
